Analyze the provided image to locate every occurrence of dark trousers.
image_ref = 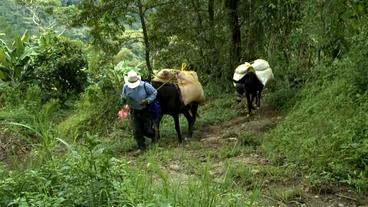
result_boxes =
[131,109,156,150]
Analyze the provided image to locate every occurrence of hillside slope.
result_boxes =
[125,101,367,206]
[263,58,368,191]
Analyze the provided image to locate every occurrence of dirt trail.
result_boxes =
[156,104,368,207]
[0,133,30,166]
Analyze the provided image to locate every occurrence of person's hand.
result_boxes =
[140,99,148,107]
[118,105,129,120]
[120,97,127,106]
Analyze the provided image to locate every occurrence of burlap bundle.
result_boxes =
[153,69,205,106]
[153,69,179,83]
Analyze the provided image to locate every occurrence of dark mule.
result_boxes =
[233,72,264,115]
[151,81,199,143]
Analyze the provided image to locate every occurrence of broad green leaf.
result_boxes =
[20,47,37,61]
[0,38,7,47]
[0,65,10,81]
[0,49,8,66]
[0,70,5,80]
[0,48,7,65]
[21,31,30,43]
[13,36,25,59]
[13,66,22,81]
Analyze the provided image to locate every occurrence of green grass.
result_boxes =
[268,185,305,204]
[0,139,261,206]
[0,89,267,206]
[263,60,368,190]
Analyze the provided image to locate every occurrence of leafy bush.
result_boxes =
[265,79,300,111]
[0,82,23,107]
[57,61,140,137]
[0,31,34,84]
[0,89,60,156]
[27,31,88,102]
[57,82,122,137]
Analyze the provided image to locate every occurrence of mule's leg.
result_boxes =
[256,91,261,108]
[246,92,252,115]
[250,93,256,110]
[185,102,199,138]
[250,92,256,110]
[256,87,263,108]
[173,114,183,143]
[183,110,194,138]
[191,102,199,124]
[154,114,164,142]
[151,119,160,144]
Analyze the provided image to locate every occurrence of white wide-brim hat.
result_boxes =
[124,70,141,89]
[233,62,252,81]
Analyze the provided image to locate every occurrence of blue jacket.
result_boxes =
[121,81,157,110]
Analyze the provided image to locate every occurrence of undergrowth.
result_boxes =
[263,50,368,190]
[0,135,259,206]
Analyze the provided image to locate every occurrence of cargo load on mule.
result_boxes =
[233,59,274,115]
[233,59,274,87]
[150,66,205,143]
[152,68,205,106]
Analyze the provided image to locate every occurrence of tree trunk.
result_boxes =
[190,0,206,69]
[225,0,241,77]
[137,0,153,80]
[247,0,256,60]
[207,0,219,75]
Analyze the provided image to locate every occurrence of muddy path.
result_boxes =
[0,132,30,167]
[195,106,367,206]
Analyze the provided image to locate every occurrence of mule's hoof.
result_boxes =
[184,137,191,142]
[131,149,145,156]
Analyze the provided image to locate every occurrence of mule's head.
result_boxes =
[233,79,245,102]
[233,64,256,102]
[233,68,251,102]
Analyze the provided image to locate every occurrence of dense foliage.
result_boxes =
[27,32,88,102]
[0,0,38,43]
[263,0,368,190]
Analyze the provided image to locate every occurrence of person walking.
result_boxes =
[121,70,158,152]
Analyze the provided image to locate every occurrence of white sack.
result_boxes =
[251,59,270,71]
[255,67,274,86]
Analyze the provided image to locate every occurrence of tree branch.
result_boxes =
[143,1,176,14]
